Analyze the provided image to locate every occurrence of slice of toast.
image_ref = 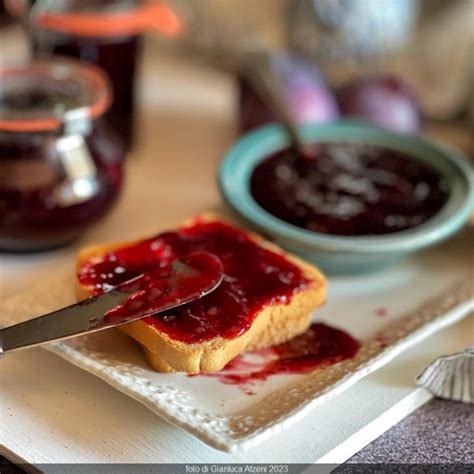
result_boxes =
[76,215,327,373]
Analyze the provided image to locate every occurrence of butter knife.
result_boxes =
[0,252,223,355]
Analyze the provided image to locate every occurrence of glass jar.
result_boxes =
[30,0,142,153]
[9,0,181,153]
[0,59,124,252]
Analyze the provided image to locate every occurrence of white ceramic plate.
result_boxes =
[2,228,473,453]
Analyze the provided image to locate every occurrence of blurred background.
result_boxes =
[0,0,472,252]
[2,0,473,138]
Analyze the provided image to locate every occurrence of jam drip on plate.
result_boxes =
[250,142,449,236]
[78,220,311,343]
[195,322,361,395]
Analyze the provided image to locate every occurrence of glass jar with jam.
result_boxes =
[0,59,124,252]
[8,0,181,152]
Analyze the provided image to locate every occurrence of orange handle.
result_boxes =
[36,1,182,38]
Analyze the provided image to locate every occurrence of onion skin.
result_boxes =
[337,76,421,134]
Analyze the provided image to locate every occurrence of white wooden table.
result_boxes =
[1,34,473,468]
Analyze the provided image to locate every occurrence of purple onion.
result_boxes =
[337,76,421,134]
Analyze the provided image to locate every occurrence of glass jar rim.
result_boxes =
[0,58,112,133]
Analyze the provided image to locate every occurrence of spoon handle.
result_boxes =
[244,51,306,155]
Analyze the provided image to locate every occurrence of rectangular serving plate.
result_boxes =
[1,228,473,452]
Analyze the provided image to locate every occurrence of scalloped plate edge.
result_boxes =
[43,282,474,452]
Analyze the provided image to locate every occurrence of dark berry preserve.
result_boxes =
[250,142,449,236]
[101,252,224,326]
[13,0,182,152]
[0,59,123,252]
[196,322,360,394]
[78,220,315,344]
[28,0,141,153]
[41,35,140,152]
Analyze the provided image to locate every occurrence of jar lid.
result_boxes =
[0,59,111,132]
[6,0,181,38]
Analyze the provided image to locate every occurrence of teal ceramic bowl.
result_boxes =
[219,121,474,274]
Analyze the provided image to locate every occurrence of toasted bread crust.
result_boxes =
[76,214,327,373]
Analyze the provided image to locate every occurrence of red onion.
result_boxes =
[337,76,421,134]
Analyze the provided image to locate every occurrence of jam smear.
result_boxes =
[250,142,449,236]
[195,322,360,395]
[78,220,311,343]
[101,252,223,326]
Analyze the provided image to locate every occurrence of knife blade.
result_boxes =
[0,252,223,355]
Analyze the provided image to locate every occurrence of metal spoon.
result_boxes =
[243,51,315,160]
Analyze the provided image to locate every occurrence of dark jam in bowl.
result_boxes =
[78,220,313,344]
[250,143,450,236]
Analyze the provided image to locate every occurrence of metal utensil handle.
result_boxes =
[244,51,306,154]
